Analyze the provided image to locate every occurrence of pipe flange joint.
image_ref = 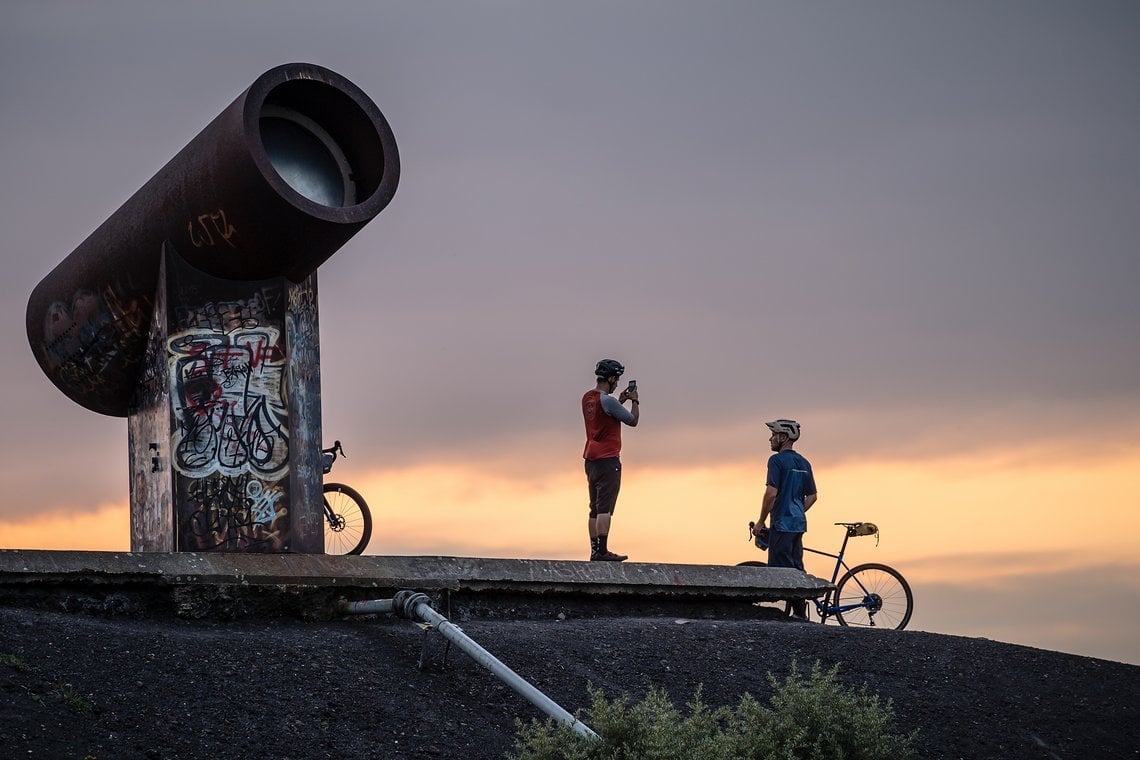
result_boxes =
[393,590,431,620]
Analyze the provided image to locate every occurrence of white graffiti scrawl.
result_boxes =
[169,326,290,478]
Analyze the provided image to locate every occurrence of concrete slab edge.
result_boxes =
[0,549,831,600]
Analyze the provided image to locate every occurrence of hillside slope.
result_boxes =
[1,606,1136,759]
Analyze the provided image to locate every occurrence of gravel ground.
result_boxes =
[2,604,1137,759]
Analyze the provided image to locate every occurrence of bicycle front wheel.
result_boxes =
[833,563,912,630]
[322,483,372,555]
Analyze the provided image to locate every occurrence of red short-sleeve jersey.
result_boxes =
[582,389,622,460]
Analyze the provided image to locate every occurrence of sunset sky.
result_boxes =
[2,2,1138,666]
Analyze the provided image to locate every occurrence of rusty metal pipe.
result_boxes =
[26,62,399,417]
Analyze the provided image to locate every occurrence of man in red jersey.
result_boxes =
[582,358,640,561]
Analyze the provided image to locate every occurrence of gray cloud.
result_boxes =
[2,1,1138,515]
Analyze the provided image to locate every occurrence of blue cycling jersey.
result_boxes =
[766,449,817,533]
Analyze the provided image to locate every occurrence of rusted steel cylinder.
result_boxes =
[26,62,399,417]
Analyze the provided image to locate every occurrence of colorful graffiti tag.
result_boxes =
[169,326,290,479]
[180,471,289,552]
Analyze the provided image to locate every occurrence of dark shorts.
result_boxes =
[584,457,621,517]
[767,530,804,571]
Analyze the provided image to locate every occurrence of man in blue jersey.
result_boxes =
[752,418,818,618]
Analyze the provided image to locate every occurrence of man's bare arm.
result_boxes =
[755,484,778,531]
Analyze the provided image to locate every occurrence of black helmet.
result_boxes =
[595,359,625,380]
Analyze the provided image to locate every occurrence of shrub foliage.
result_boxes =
[508,660,914,760]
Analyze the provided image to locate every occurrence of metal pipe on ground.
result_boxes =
[338,591,597,739]
[340,598,396,615]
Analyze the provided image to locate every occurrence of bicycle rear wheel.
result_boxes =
[322,483,372,555]
[833,563,912,630]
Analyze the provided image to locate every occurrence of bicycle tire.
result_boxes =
[833,563,912,630]
[736,560,768,567]
[322,482,372,555]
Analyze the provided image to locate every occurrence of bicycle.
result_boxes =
[740,521,913,630]
[321,440,372,555]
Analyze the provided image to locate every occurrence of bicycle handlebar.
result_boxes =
[320,440,347,475]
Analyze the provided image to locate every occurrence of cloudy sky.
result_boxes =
[2,2,1138,665]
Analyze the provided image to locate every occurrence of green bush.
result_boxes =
[507,661,915,760]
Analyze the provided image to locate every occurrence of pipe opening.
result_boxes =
[261,105,353,206]
[258,80,385,208]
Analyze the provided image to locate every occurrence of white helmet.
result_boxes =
[766,419,801,441]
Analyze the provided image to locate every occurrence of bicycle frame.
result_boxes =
[319,439,373,555]
[320,441,342,524]
[321,440,344,475]
[803,530,874,622]
[745,520,910,629]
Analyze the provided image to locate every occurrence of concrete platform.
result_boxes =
[0,549,831,621]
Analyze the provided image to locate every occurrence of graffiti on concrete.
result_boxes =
[180,471,288,552]
[284,276,323,538]
[172,285,283,334]
[168,326,290,479]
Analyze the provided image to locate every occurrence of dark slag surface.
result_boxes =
[2,605,1138,759]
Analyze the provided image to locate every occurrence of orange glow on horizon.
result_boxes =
[0,503,129,552]
[3,445,1138,588]
[4,449,1140,664]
